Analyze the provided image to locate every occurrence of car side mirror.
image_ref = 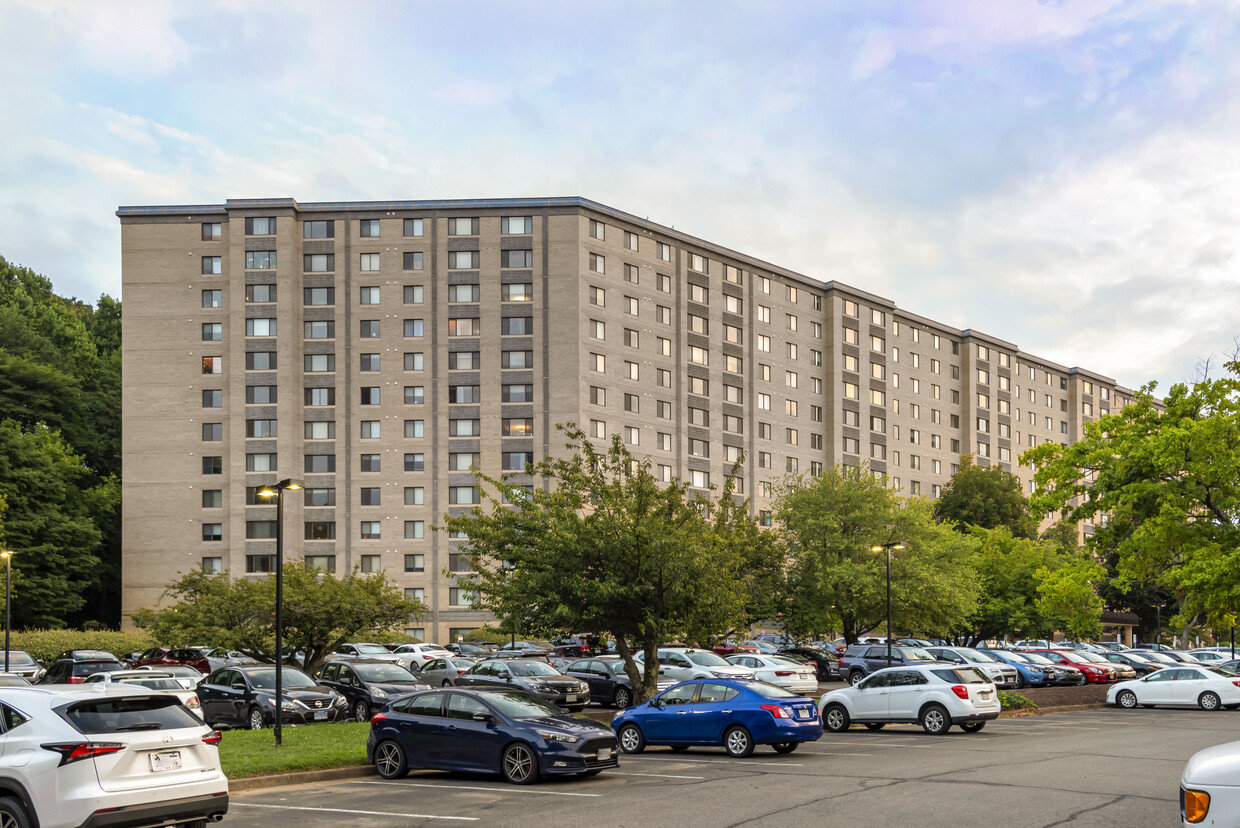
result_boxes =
[472,712,494,723]
[504,674,512,681]
[231,681,246,690]
[651,697,664,707]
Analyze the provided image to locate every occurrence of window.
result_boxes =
[589,219,605,240]
[245,251,276,269]
[246,318,276,337]
[201,356,223,374]
[689,253,707,273]
[201,323,223,342]
[624,230,639,251]
[503,384,534,402]
[303,487,335,507]
[360,420,381,439]
[590,420,606,439]
[359,320,379,338]
[624,328,639,348]
[202,389,222,408]
[404,453,425,471]
[589,286,605,307]
[403,319,424,337]
[357,286,380,305]
[448,251,480,269]
[502,283,534,302]
[690,470,710,489]
[303,454,335,474]
[359,353,380,372]
[871,389,885,406]
[245,217,276,236]
[449,486,480,505]
[404,419,425,438]
[402,486,425,507]
[202,523,223,542]
[403,218,424,237]
[303,219,334,239]
[360,387,380,405]
[843,437,860,455]
[503,418,533,436]
[305,388,335,406]
[502,316,532,335]
[304,288,335,308]
[657,241,671,261]
[202,455,222,475]
[625,360,639,379]
[448,351,479,370]
[658,273,672,292]
[244,385,277,406]
[449,419,481,437]
[246,453,277,472]
[402,519,426,539]
[502,350,533,369]
[405,554,425,573]
[304,421,335,440]
[304,354,335,372]
[448,318,480,337]
[201,289,222,308]
[689,346,708,366]
[658,368,672,386]
[202,422,223,441]
[844,382,859,400]
[688,407,709,426]
[501,250,533,268]
[589,253,605,274]
[624,263,639,283]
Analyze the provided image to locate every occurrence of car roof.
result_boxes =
[325,658,405,666]
[1,684,177,702]
[58,650,121,661]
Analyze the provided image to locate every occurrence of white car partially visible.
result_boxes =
[392,642,454,670]
[84,669,202,715]
[726,654,818,693]
[1108,666,1240,711]
[1182,739,1240,825]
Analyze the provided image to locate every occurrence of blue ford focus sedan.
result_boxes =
[367,687,619,784]
[612,679,822,757]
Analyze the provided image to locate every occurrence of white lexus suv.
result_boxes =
[0,684,228,828]
[818,663,1000,735]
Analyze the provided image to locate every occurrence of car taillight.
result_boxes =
[66,676,85,684]
[951,685,969,700]
[1232,680,1240,688]
[201,731,223,745]
[457,669,468,674]
[774,670,794,676]
[42,742,125,766]
[760,704,791,719]
[1183,788,1210,823]
[371,713,388,726]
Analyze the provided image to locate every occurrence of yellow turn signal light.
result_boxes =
[1183,788,1210,823]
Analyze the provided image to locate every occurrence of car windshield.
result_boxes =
[685,651,729,667]
[1077,652,1109,663]
[0,676,30,686]
[355,663,418,682]
[768,655,803,666]
[998,652,1030,663]
[354,645,391,654]
[746,682,800,698]
[161,666,201,676]
[1021,653,1054,665]
[960,649,996,663]
[447,658,477,669]
[483,690,570,719]
[118,677,183,691]
[249,668,316,689]
[604,661,628,675]
[1204,667,1235,678]
[510,662,560,677]
[1,653,34,666]
[903,648,936,662]
[1141,652,1177,664]
[931,667,990,684]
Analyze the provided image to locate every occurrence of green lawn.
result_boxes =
[218,721,371,778]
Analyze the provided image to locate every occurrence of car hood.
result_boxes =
[371,681,428,694]
[262,685,338,702]
[521,714,613,736]
[1183,739,1240,787]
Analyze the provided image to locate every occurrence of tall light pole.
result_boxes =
[870,542,905,665]
[257,479,301,747]
[0,550,12,673]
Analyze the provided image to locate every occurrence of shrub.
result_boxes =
[9,629,158,664]
[998,690,1037,711]
[462,626,507,644]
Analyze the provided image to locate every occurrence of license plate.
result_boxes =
[597,747,611,761]
[979,691,992,699]
[150,750,181,772]
[566,694,577,702]
[795,707,811,719]
[314,710,328,720]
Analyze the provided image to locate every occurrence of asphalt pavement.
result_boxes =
[231,707,1233,827]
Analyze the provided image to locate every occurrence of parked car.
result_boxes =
[1098,651,1161,676]
[744,640,780,655]
[1163,651,1205,665]
[563,656,674,709]
[1109,666,1240,711]
[819,664,1000,735]
[0,651,44,682]
[725,654,819,694]
[445,642,493,658]
[368,687,619,784]
[924,647,1019,688]
[1018,651,1088,685]
[495,640,556,658]
[0,673,32,687]
[1024,649,1118,683]
[392,642,455,670]
[1181,739,1240,825]
[712,640,761,656]
[130,646,212,674]
[614,678,822,756]
[82,669,202,714]
[841,645,938,685]
[200,647,259,673]
[976,649,1054,688]
[197,664,348,729]
[1095,641,1127,652]
[141,663,210,689]
[550,635,594,658]
[37,650,126,684]
[0,685,228,828]
[455,658,591,710]
[752,633,794,647]
[779,646,841,682]
[332,643,407,665]
[416,656,480,687]
[635,647,756,682]
[1072,650,1138,680]
[313,658,429,721]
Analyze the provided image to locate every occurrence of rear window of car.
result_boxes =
[931,667,990,684]
[71,661,123,677]
[746,682,800,699]
[62,695,201,733]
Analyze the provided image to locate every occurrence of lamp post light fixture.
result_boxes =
[0,550,11,674]
[869,542,905,665]
[256,478,301,747]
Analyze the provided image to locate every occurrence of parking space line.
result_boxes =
[627,756,804,767]
[609,771,706,779]
[233,803,478,821]
[351,780,602,797]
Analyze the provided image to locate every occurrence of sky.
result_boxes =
[0,0,1237,392]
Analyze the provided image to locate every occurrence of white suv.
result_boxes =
[818,663,1000,735]
[638,648,756,682]
[0,685,228,827]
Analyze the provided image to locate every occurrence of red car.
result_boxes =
[1025,649,1118,683]
[131,646,211,674]
[712,640,762,656]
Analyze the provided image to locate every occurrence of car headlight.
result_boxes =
[334,695,348,707]
[578,682,589,692]
[372,687,388,698]
[536,730,577,743]
[533,683,554,692]
[710,670,731,678]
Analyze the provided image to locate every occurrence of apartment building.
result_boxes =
[118,196,1136,641]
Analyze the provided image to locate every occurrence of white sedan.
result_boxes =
[1108,666,1240,711]
[1181,739,1240,825]
[392,642,454,670]
[83,670,202,714]
[726,654,819,693]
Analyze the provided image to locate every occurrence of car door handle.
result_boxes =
[721,710,732,714]
[676,711,689,715]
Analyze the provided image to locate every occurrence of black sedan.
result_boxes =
[198,664,348,729]
[779,647,841,681]
[564,656,671,709]
[313,658,429,721]
[1099,651,1161,677]
[455,659,591,710]
[368,687,619,784]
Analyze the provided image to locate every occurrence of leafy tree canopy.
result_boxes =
[933,455,1038,539]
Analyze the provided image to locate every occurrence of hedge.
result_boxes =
[6,629,158,664]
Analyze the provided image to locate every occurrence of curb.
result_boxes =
[230,703,1112,794]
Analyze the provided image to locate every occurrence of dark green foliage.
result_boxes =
[933,455,1038,539]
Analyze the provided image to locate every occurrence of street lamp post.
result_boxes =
[0,551,12,673]
[870,542,905,665]
[257,479,301,748]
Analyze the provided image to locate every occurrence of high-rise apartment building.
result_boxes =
[118,196,1135,640]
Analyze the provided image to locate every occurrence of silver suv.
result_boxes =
[925,647,1019,688]
[0,685,228,828]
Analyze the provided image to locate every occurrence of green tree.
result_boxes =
[933,455,1038,539]
[1024,360,1240,644]
[132,564,421,673]
[960,526,1078,645]
[1035,557,1108,639]
[443,426,761,703]
[775,467,981,644]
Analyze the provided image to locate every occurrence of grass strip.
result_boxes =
[218,721,371,779]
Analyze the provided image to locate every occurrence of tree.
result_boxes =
[775,467,981,644]
[131,564,421,673]
[443,426,762,703]
[1035,558,1107,639]
[933,455,1038,539]
[1024,360,1240,645]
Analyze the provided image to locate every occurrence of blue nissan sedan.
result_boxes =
[612,678,822,757]
[367,687,619,784]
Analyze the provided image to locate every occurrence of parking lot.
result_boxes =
[232,707,1238,827]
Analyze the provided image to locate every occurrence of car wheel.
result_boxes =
[247,706,265,730]
[1015,673,1027,690]
[1116,690,1138,709]
[864,722,885,731]
[502,743,539,785]
[618,723,646,753]
[723,726,754,758]
[919,704,950,735]
[669,745,690,752]
[0,797,32,828]
[848,672,865,686]
[374,740,408,779]
[772,742,799,754]
[1199,692,1222,711]
[354,701,370,722]
[613,687,632,709]
[960,722,985,733]
[823,704,851,733]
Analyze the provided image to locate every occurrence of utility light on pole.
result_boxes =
[0,550,12,674]
[256,479,301,748]
[870,542,905,665]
